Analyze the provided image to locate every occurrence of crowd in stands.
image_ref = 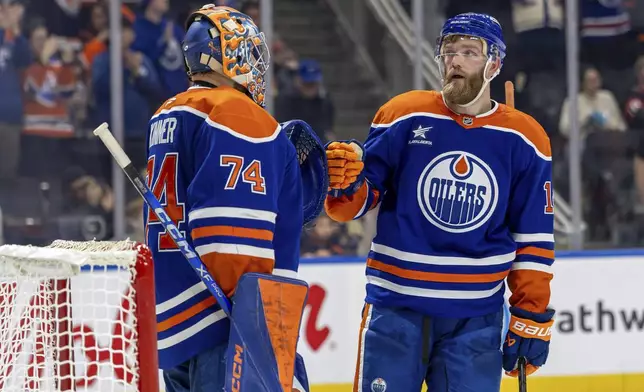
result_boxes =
[2,0,644,252]
[428,0,644,247]
[0,0,353,255]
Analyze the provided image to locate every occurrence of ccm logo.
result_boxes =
[231,344,243,392]
[154,207,197,258]
[511,320,552,339]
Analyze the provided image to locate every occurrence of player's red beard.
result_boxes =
[442,68,485,106]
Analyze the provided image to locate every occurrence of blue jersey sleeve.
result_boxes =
[506,123,555,313]
[272,146,303,276]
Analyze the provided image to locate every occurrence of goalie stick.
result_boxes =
[505,81,529,392]
[93,122,293,391]
[93,122,233,316]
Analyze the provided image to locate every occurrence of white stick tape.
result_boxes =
[93,122,133,169]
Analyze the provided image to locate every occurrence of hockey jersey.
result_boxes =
[326,90,554,319]
[581,0,630,38]
[145,85,303,369]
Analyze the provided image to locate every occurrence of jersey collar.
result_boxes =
[440,91,499,127]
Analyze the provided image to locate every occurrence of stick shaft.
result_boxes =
[93,123,233,316]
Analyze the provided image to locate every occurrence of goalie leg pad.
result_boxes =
[225,273,309,392]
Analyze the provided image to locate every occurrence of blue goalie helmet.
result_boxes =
[183,4,269,107]
[435,12,506,65]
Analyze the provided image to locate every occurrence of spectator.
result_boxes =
[275,59,335,142]
[22,21,78,138]
[0,0,31,178]
[125,197,144,243]
[79,2,108,43]
[580,0,637,69]
[300,214,360,257]
[91,15,163,168]
[132,0,187,99]
[65,172,114,241]
[511,0,565,73]
[26,0,83,39]
[559,67,627,140]
[79,2,110,69]
[624,56,644,130]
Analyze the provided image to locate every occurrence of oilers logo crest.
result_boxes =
[370,378,387,392]
[417,151,498,233]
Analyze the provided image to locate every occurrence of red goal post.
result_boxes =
[0,240,159,392]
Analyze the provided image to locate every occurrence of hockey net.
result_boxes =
[0,240,158,392]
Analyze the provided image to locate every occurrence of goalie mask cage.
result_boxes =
[0,240,158,392]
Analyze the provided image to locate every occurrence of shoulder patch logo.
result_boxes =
[409,125,432,146]
[416,151,498,233]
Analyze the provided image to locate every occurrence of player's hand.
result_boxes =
[325,140,365,197]
[503,307,555,377]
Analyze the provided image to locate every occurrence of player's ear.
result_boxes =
[487,56,501,79]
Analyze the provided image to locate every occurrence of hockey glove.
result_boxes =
[325,140,365,197]
[503,307,555,377]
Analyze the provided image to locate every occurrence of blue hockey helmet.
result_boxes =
[183,4,270,107]
[435,12,506,64]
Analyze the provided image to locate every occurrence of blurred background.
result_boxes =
[0,0,642,254]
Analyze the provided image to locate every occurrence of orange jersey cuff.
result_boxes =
[324,182,369,222]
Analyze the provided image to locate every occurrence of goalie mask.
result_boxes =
[183,4,270,107]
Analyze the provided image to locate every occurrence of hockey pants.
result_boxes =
[162,340,310,392]
[354,303,508,392]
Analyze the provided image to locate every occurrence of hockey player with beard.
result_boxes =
[324,13,555,392]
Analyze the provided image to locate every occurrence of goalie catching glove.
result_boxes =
[503,307,555,377]
[326,140,365,197]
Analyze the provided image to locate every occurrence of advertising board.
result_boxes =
[9,250,643,391]
[297,251,644,392]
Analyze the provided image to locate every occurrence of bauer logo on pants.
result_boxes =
[416,151,499,233]
[370,378,387,392]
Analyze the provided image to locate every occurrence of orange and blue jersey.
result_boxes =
[326,90,554,318]
[145,85,303,369]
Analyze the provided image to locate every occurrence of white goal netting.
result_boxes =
[0,240,157,392]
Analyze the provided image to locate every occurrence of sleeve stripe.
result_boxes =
[192,225,274,241]
[189,207,277,224]
[516,246,554,260]
[157,297,217,333]
[195,243,275,259]
[156,282,207,315]
[512,233,555,243]
[511,262,553,274]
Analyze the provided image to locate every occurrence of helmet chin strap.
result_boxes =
[453,58,499,109]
